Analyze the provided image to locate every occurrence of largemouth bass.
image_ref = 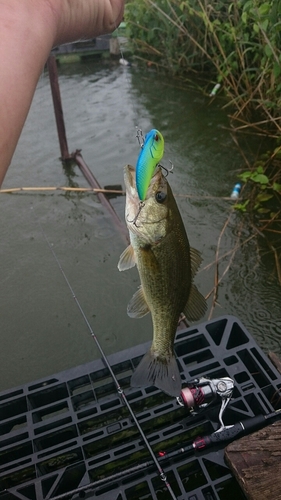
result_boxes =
[136,129,164,201]
[118,164,206,396]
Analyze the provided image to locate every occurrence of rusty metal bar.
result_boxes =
[72,150,129,243]
[47,54,129,244]
[47,54,71,161]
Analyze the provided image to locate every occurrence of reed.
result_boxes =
[125,0,281,281]
[125,0,281,135]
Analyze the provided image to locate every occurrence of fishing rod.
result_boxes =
[48,408,281,499]
[37,218,178,500]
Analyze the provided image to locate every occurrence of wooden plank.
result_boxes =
[225,420,281,500]
[268,351,281,375]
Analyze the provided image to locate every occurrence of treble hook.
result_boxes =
[159,160,174,177]
[127,201,145,227]
[136,127,144,149]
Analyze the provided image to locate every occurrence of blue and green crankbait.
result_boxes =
[136,129,164,201]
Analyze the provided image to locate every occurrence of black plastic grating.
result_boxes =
[0,315,280,499]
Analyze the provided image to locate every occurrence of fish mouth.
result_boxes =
[124,164,167,242]
[124,164,163,201]
[124,164,138,197]
[126,208,167,243]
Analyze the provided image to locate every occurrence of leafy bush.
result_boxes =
[125,0,281,128]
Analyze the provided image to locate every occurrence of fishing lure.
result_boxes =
[136,129,164,201]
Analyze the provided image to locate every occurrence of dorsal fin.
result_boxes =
[183,284,207,321]
[190,247,203,278]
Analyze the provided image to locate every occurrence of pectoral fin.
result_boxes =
[127,286,150,318]
[190,247,203,278]
[118,245,136,271]
[183,284,207,321]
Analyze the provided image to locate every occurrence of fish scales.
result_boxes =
[118,164,206,396]
[135,198,191,353]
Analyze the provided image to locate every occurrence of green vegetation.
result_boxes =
[125,0,281,129]
[125,0,281,268]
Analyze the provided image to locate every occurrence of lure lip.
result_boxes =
[135,128,164,202]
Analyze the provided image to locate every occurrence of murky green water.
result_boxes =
[0,59,280,392]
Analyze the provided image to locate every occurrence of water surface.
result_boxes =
[1,59,280,392]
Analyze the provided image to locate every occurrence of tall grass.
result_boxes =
[125,0,281,135]
[125,0,281,276]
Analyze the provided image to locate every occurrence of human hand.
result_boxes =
[0,0,125,185]
[50,0,125,46]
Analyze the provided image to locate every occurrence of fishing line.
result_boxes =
[36,213,178,500]
[115,23,174,228]
[114,23,145,145]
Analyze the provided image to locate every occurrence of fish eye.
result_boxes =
[155,191,166,203]
[154,134,159,141]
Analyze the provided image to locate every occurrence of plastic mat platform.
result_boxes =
[0,315,281,500]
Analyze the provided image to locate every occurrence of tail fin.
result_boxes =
[131,349,181,397]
